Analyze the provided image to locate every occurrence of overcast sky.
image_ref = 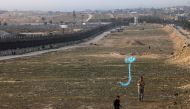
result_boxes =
[0,0,189,11]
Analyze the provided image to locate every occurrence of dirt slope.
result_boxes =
[165,25,190,66]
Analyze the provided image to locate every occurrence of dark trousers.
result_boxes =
[114,107,120,109]
[138,88,144,101]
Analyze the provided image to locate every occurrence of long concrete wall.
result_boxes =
[0,21,128,56]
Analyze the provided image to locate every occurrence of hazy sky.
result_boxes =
[0,0,189,11]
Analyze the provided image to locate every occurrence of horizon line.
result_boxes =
[0,5,189,12]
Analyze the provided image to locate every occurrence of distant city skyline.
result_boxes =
[0,0,189,11]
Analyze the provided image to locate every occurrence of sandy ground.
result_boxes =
[1,24,190,109]
[165,25,190,66]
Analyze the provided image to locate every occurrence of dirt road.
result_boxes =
[85,14,93,22]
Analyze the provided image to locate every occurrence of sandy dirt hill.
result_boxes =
[165,25,190,66]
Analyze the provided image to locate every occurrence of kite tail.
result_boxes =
[119,63,132,87]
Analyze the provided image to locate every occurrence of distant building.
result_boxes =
[175,14,188,21]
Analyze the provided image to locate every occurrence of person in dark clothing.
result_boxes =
[148,45,151,50]
[137,76,145,102]
[113,96,121,109]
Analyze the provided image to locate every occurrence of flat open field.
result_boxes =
[0,11,88,24]
[0,24,190,109]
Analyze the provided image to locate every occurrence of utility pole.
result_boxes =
[72,10,77,32]
[73,10,76,23]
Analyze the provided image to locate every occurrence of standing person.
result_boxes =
[113,96,121,109]
[137,76,145,102]
[148,45,151,50]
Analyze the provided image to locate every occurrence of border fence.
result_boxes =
[0,21,129,56]
[1,16,183,56]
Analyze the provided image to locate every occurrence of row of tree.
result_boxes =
[138,16,190,30]
[41,17,64,25]
[181,20,190,30]
[0,17,64,26]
